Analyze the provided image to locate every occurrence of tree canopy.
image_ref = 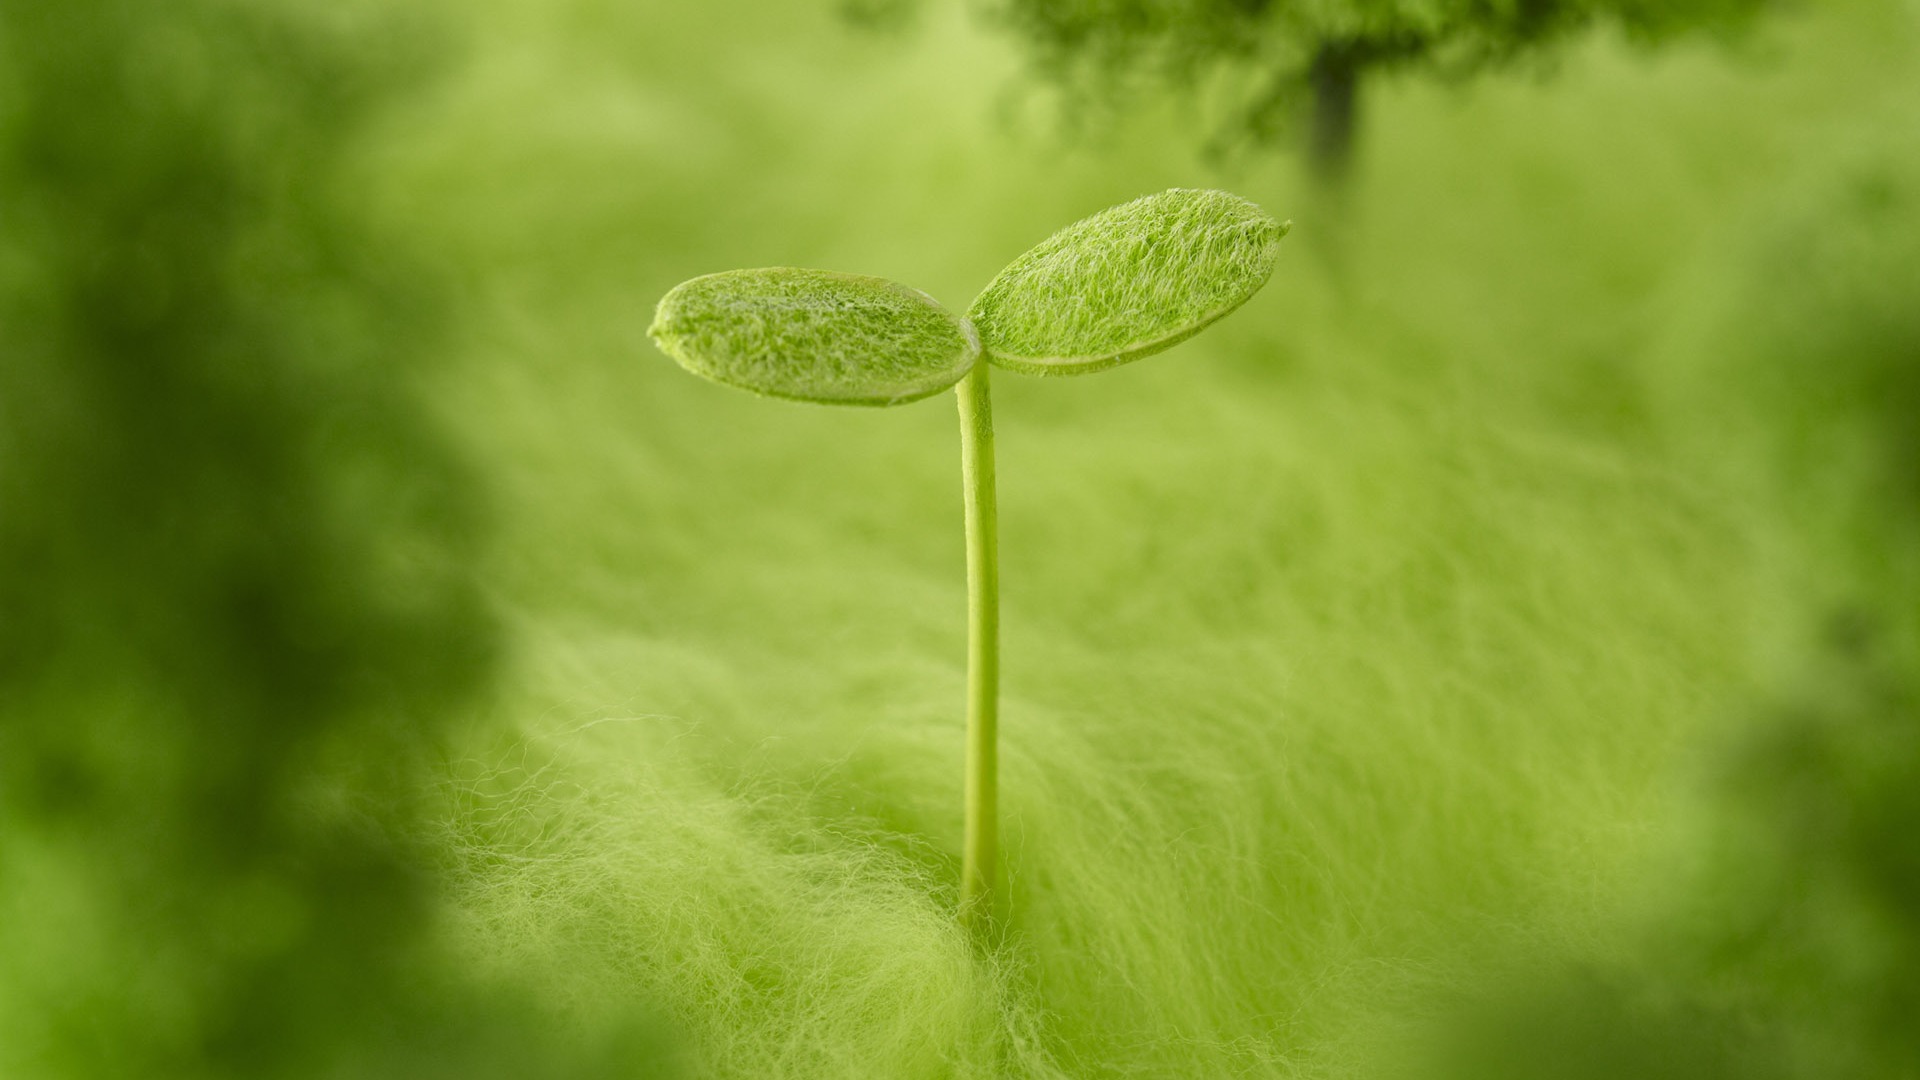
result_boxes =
[982,0,1772,178]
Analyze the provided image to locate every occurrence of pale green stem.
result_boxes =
[955,362,999,935]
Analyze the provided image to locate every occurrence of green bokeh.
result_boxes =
[3,0,1916,1076]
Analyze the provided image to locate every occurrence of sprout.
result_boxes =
[649,188,1289,934]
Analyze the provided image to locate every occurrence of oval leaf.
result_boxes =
[967,189,1288,375]
[650,268,979,406]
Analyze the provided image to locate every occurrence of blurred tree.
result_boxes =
[1423,621,1920,1080]
[1701,618,1920,1077]
[0,1,672,1075]
[972,0,1771,182]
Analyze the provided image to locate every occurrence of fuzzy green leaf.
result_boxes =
[968,188,1288,375]
[651,268,980,406]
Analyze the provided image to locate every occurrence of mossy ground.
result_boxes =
[324,0,1920,1074]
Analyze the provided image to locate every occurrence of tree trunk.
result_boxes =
[1307,43,1360,186]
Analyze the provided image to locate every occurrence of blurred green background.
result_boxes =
[2,0,1916,1077]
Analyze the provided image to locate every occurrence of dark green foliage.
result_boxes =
[1671,142,1920,1074]
[1417,131,1920,1080]
[1701,623,1920,1074]
[1708,142,1920,533]
[0,2,670,1075]
[978,0,1771,175]
[1423,626,1920,1080]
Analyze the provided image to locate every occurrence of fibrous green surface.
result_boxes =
[968,188,1286,374]
[9,0,1920,1078]
[423,12,1920,1074]
[651,268,979,405]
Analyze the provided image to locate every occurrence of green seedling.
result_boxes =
[650,188,1288,934]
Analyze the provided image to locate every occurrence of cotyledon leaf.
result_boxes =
[650,267,980,406]
[967,188,1288,375]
